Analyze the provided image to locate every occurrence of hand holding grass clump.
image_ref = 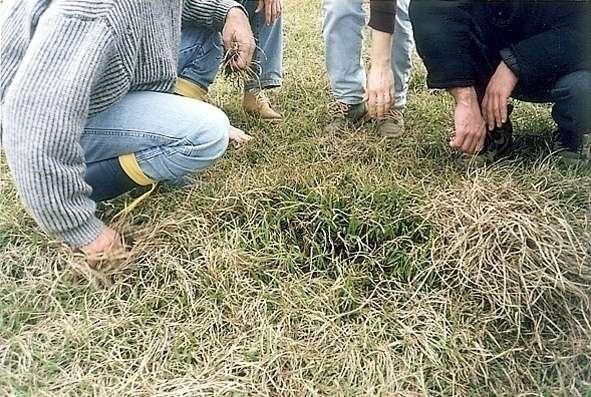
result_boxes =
[222,7,256,74]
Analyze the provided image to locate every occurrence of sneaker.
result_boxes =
[553,133,591,167]
[325,102,368,134]
[377,108,405,138]
[243,90,282,121]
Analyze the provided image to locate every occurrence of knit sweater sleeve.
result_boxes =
[182,0,245,31]
[2,12,115,247]
[369,0,397,34]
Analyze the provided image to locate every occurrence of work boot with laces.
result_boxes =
[324,102,368,134]
[377,107,405,138]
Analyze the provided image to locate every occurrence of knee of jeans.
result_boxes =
[555,71,591,130]
[556,71,591,101]
[186,106,230,161]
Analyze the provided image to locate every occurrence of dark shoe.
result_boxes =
[554,132,591,167]
[325,102,368,134]
[377,108,405,138]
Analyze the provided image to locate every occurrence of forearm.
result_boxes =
[370,30,393,68]
[182,0,246,31]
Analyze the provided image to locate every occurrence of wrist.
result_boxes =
[449,87,478,106]
[371,58,391,69]
[226,4,248,23]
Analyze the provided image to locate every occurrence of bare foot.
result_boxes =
[229,126,253,149]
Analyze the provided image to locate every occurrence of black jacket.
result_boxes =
[410,1,591,90]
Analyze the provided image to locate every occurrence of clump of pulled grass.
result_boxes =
[419,170,591,353]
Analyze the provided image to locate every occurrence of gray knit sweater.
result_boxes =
[0,0,238,247]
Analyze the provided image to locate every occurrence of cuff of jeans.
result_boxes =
[57,216,105,248]
[214,0,248,31]
[500,48,520,79]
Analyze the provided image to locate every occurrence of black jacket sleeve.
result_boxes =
[369,0,396,34]
[409,0,480,89]
[500,9,591,87]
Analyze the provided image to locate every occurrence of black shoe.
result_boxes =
[553,131,591,167]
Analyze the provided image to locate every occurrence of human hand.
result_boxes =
[222,7,256,71]
[449,87,487,154]
[482,61,518,131]
[256,0,283,25]
[229,126,253,149]
[365,64,394,119]
[80,226,125,265]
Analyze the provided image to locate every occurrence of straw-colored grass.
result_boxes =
[1,0,590,395]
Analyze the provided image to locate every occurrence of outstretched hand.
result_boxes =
[365,65,395,119]
[80,226,126,266]
[229,126,253,149]
[449,87,487,154]
[482,61,518,131]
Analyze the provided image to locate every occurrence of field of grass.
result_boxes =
[1,1,590,395]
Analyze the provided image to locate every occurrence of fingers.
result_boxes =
[366,88,392,119]
[484,92,495,131]
[483,89,508,130]
[229,126,253,149]
[231,38,255,70]
[499,96,507,126]
[266,0,272,25]
[451,105,486,155]
[256,0,264,13]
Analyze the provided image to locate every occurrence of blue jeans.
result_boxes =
[81,92,230,183]
[178,1,283,92]
[322,0,414,108]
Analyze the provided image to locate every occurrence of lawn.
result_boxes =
[1,1,590,395]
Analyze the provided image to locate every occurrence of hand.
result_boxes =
[482,61,518,131]
[229,126,253,149]
[449,87,487,154]
[222,7,256,71]
[365,64,395,119]
[256,0,283,25]
[80,226,125,263]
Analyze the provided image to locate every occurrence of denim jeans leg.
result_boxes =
[81,91,229,183]
[549,70,591,150]
[392,0,414,109]
[240,1,284,91]
[177,27,223,91]
[322,0,366,105]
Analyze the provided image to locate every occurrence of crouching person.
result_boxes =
[410,1,591,164]
[0,0,253,259]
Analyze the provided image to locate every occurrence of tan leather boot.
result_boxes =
[243,91,282,121]
[174,78,208,101]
